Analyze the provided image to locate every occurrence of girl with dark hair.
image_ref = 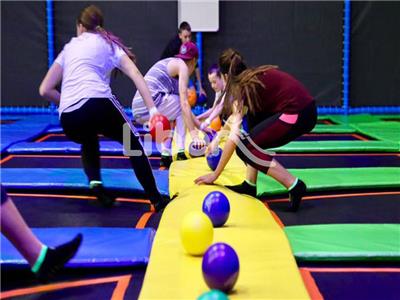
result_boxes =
[195,49,317,211]
[196,64,225,129]
[39,5,170,211]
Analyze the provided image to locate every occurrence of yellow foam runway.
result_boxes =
[169,155,247,196]
[139,157,309,299]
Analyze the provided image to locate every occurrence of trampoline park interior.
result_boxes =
[1,1,399,300]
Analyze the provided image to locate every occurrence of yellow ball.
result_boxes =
[180,211,214,256]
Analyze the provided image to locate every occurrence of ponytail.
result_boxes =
[95,25,136,63]
[77,5,136,65]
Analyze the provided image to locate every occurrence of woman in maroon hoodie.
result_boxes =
[195,48,317,211]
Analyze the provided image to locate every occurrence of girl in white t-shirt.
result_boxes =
[39,5,169,211]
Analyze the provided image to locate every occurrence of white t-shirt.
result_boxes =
[55,32,126,115]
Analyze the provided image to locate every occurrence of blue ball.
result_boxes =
[202,243,239,293]
[197,289,229,300]
[202,191,230,227]
[206,148,222,171]
[198,94,208,105]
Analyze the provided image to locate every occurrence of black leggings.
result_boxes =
[236,101,317,173]
[60,98,161,201]
[1,184,9,205]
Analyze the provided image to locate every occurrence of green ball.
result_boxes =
[197,289,229,300]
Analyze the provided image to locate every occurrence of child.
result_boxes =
[197,64,225,131]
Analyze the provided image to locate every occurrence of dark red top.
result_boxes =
[253,68,313,114]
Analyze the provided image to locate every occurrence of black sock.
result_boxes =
[288,179,306,212]
[160,155,173,168]
[176,151,188,160]
[150,194,177,213]
[225,181,257,197]
[91,183,115,207]
[34,234,82,282]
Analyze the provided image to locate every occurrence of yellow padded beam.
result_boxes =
[139,157,309,299]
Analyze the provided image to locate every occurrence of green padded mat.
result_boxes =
[257,167,400,196]
[312,115,400,144]
[271,141,398,153]
[285,224,400,261]
[351,122,400,143]
[311,124,356,134]
[327,114,384,124]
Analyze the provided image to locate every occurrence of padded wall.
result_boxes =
[1,1,48,106]
[53,1,177,107]
[2,2,399,108]
[202,1,343,106]
[350,1,400,106]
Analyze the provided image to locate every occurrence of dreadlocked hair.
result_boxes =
[218,48,277,115]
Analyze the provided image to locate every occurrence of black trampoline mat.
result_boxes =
[307,268,400,300]
[274,153,400,168]
[9,193,159,229]
[1,267,146,300]
[1,119,20,125]
[296,133,373,141]
[2,153,399,170]
[266,191,400,226]
[316,119,338,125]
[1,154,161,169]
[381,118,400,122]
[35,132,374,143]
[34,132,146,143]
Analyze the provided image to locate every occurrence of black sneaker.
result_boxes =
[151,194,178,212]
[225,181,257,197]
[288,179,306,212]
[176,152,188,161]
[35,234,83,282]
[160,155,173,169]
[91,184,115,207]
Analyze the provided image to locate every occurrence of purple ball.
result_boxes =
[202,191,230,227]
[205,129,217,144]
[206,147,222,171]
[202,243,240,293]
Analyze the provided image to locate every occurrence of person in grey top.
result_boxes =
[132,42,206,168]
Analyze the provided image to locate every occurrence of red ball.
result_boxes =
[149,114,171,143]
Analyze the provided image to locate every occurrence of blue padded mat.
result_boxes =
[1,227,155,268]
[1,168,169,196]
[1,115,53,153]
[46,124,148,134]
[46,126,64,133]
[7,141,161,156]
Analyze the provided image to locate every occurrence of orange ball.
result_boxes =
[210,117,222,131]
[188,88,197,107]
